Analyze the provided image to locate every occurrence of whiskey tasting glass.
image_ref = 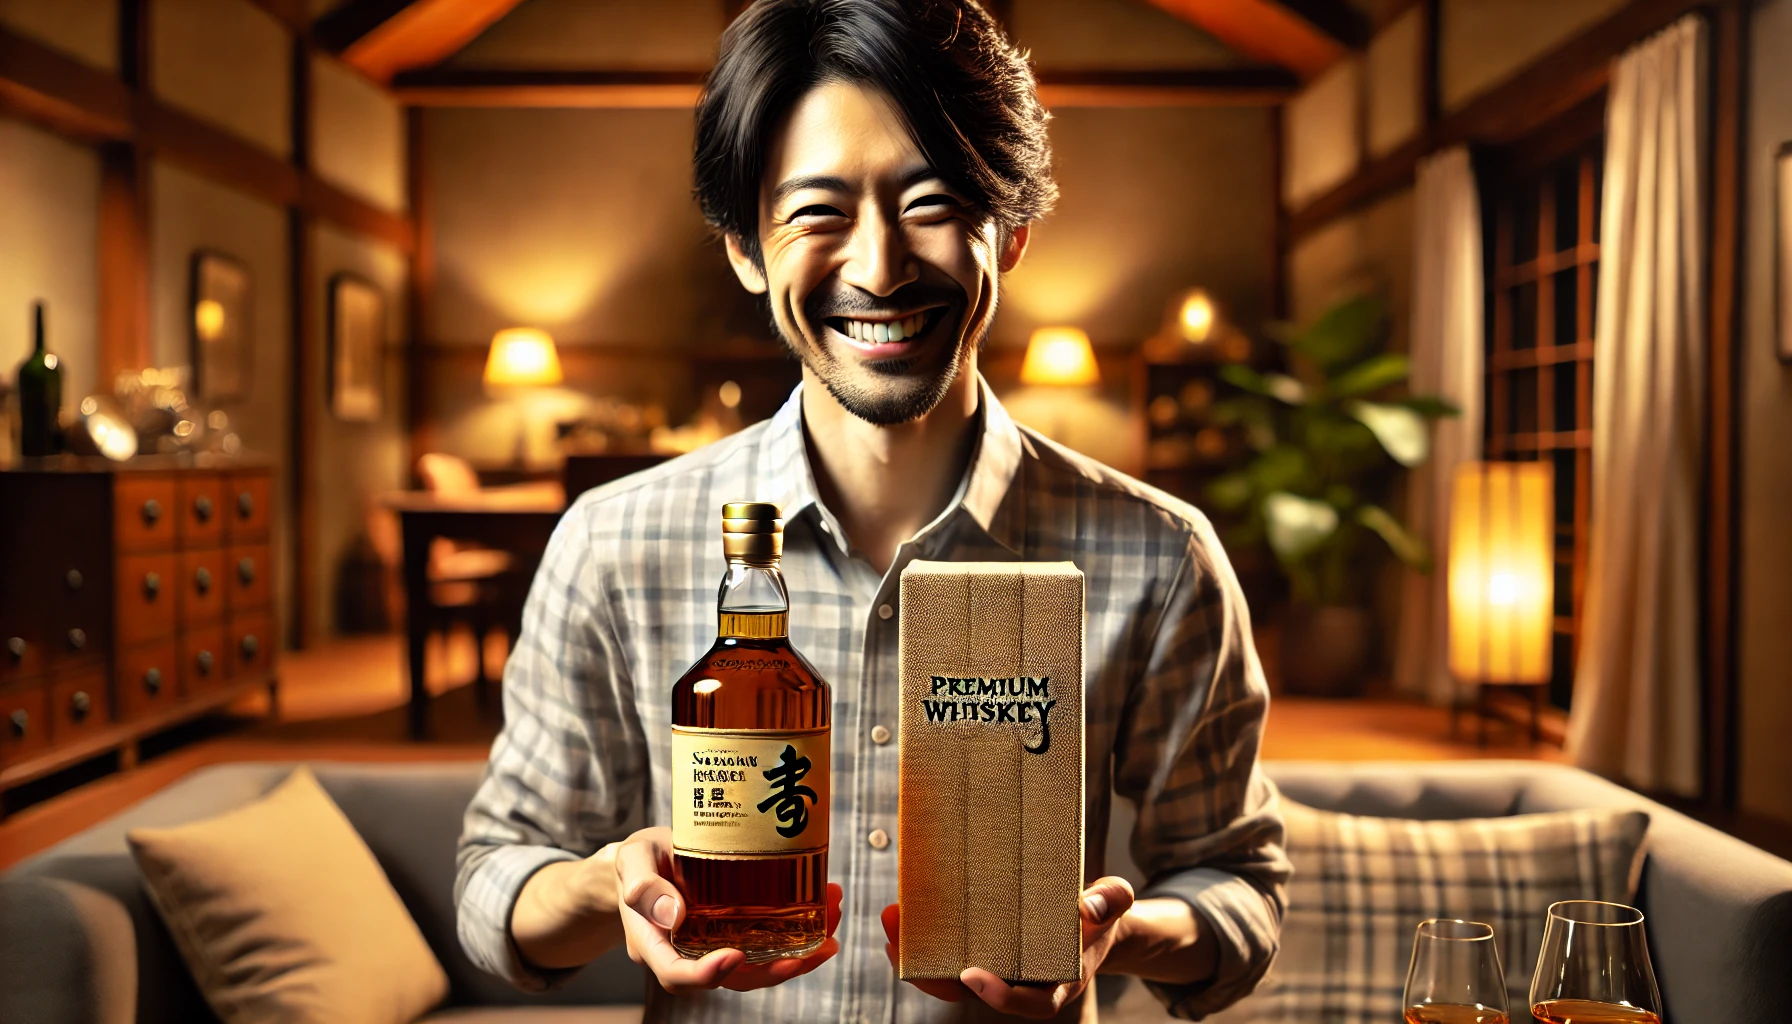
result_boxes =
[1528,900,1662,1024]
[1403,919,1511,1024]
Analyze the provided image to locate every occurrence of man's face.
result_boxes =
[725,81,1024,426]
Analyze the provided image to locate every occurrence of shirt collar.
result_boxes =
[755,374,1026,556]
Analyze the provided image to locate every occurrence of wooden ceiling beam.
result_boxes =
[1141,0,1367,80]
[391,66,1296,108]
[316,0,525,84]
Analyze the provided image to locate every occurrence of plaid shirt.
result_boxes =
[456,380,1288,1023]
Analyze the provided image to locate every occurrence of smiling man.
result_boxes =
[454,2,1286,1022]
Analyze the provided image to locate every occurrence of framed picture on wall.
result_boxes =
[189,250,253,402]
[1778,142,1792,363]
[329,273,385,421]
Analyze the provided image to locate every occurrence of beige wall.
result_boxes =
[152,0,292,156]
[1437,0,1627,111]
[309,224,408,635]
[0,0,117,69]
[1739,0,1792,824]
[1284,55,1362,207]
[449,0,725,68]
[311,56,407,213]
[149,160,292,631]
[0,119,101,413]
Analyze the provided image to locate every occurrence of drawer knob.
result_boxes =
[238,491,254,519]
[144,667,163,695]
[66,568,83,591]
[240,634,260,661]
[144,572,161,599]
[195,567,213,595]
[8,709,25,738]
[67,628,86,651]
[194,495,214,523]
[6,637,23,662]
[142,498,162,526]
[238,558,256,585]
[197,649,214,676]
[70,690,91,721]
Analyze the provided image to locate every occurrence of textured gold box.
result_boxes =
[897,560,1084,984]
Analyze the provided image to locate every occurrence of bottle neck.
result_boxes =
[717,559,789,639]
[32,305,45,355]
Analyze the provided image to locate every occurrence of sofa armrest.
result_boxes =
[0,877,137,1024]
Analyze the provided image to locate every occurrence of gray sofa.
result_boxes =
[1,760,1787,1023]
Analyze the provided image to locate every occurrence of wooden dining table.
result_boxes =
[381,485,565,738]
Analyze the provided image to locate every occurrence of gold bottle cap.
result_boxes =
[722,502,782,562]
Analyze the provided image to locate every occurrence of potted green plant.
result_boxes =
[1205,295,1457,696]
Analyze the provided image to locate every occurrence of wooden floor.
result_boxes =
[0,631,1556,871]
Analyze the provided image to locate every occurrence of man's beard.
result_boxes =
[776,278,983,426]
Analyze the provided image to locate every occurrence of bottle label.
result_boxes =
[671,726,830,858]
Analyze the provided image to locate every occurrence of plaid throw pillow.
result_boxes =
[1210,802,1649,1024]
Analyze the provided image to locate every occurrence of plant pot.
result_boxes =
[1279,604,1373,697]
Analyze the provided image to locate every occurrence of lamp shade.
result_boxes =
[1020,327,1099,387]
[1447,461,1554,684]
[484,327,563,387]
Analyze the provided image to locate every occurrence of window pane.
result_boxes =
[1551,631,1575,710]
[1554,361,1578,433]
[1555,554,1575,617]
[1587,259,1600,333]
[1513,366,1539,435]
[1513,282,1538,350]
[1552,268,1578,348]
[1590,152,1604,243]
[1513,181,1541,264]
[1553,449,1576,524]
[1554,158,1580,253]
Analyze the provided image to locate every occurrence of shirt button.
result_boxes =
[871,724,891,744]
[868,828,890,850]
[877,603,893,620]
[819,520,832,534]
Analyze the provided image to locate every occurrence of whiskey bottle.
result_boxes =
[17,302,63,457]
[670,502,830,962]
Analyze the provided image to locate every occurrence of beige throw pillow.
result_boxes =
[1210,801,1649,1024]
[128,766,448,1024]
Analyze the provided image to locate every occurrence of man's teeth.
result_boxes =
[841,314,926,343]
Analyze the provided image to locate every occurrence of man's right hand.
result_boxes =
[615,826,842,993]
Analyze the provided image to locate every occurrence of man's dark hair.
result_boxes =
[693,0,1056,264]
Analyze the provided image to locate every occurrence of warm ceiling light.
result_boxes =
[1020,326,1100,387]
[484,327,564,387]
[1177,289,1216,343]
[1448,461,1554,684]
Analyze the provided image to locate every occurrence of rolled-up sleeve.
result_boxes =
[454,499,649,991]
[1114,524,1288,1019]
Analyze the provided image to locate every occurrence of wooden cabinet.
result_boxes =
[0,457,278,805]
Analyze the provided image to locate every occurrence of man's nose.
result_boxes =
[838,209,918,297]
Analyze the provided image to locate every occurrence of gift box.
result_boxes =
[897,560,1085,984]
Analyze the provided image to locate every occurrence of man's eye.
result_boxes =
[905,194,959,214]
[790,205,846,221]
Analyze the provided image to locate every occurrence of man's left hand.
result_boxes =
[880,877,1137,1019]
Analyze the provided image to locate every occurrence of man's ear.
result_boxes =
[998,224,1031,274]
[724,233,769,294]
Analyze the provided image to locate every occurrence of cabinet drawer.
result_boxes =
[179,548,226,625]
[117,640,178,721]
[225,472,271,541]
[0,682,50,767]
[1,631,45,683]
[227,613,273,679]
[50,668,110,744]
[227,544,271,611]
[115,475,178,553]
[48,558,108,667]
[117,553,179,647]
[177,474,226,547]
[180,625,227,696]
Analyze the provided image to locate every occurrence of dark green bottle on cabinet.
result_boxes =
[17,301,63,457]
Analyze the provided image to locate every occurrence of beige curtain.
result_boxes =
[1394,147,1484,706]
[1566,16,1705,796]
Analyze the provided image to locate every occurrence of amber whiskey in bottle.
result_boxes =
[670,502,830,962]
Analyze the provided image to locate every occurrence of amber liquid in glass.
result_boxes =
[670,596,831,963]
[1531,1000,1662,1024]
[1405,1006,1510,1024]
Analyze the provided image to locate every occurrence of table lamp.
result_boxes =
[1447,460,1554,743]
[485,327,564,466]
[1020,326,1099,443]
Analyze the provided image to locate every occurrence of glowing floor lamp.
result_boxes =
[485,327,564,467]
[1447,460,1554,744]
[1020,326,1099,443]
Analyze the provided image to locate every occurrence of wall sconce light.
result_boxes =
[1447,460,1554,743]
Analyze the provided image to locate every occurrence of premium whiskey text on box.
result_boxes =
[897,560,1085,984]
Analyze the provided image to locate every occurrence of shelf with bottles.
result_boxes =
[1137,289,1270,503]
